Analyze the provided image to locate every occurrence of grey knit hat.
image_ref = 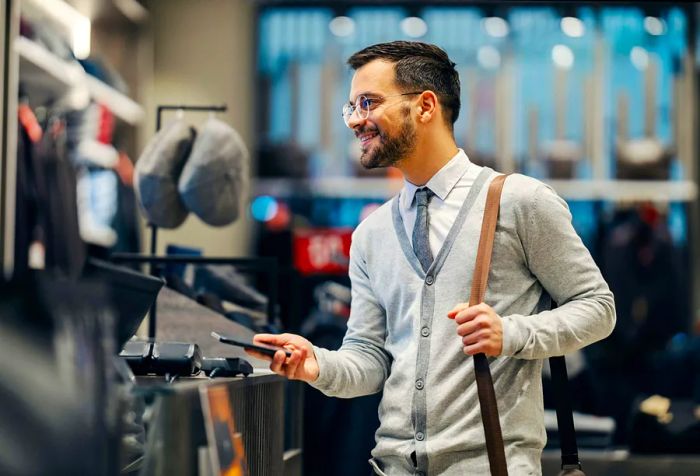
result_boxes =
[134,118,195,228]
[178,118,249,227]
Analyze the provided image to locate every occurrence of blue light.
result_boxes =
[251,195,279,222]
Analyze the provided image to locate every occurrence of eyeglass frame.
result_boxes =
[342,91,423,126]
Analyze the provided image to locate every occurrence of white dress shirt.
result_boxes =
[400,149,480,258]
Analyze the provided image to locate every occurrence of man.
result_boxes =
[251,41,616,475]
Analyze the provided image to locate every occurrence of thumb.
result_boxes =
[254,333,286,346]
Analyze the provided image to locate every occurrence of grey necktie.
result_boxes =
[412,187,434,273]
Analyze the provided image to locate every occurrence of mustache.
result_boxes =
[355,126,380,138]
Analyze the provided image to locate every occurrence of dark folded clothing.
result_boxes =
[165,275,268,333]
[164,273,197,300]
[194,265,268,313]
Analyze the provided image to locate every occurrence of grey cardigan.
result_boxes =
[311,168,616,475]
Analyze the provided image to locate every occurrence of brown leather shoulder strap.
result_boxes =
[470,173,509,476]
[470,173,508,306]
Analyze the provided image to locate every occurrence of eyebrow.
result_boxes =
[348,91,381,103]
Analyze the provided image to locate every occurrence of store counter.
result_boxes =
[138,372,288,476]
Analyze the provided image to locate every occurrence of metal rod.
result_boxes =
[267,259,278,327]
[157,104,228,128]
[112,253,276,267]
[147,103,228,340]
[148,225,158,338]
[157,105,228,111]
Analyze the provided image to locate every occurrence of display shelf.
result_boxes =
[547,179,698,202]
[16,35,82,100]
[254,177,698,202]
[85,75,144,125]
[254,177,404,200]
[15,36,144,125]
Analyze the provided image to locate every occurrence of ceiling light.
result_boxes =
[561,16,585,38]
[630,46,649,71]
[482,17,509,38]
[644,16,666,36]
[401,17,428,38]
[329,16,355,37]
[552,44,574,70]
[477,46,501,70]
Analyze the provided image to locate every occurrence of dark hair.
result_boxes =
[347,41,461,127]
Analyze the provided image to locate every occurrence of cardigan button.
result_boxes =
[421,327,430,337]
[425,275,434,285]
[415,431,425,441]
[415,379,424,390]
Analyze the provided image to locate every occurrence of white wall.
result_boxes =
[141,0,255,256]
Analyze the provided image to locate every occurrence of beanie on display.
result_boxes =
[178,117,249,227]
[134,118,196,228]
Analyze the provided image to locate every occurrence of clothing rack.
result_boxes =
[141,104,231,339]
[110,253,279,340]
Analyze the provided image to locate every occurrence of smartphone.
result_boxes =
[211,331,292,358]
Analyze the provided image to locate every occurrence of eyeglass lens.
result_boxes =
[342,95,370,126]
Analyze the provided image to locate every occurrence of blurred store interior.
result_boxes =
[1,0,700,475]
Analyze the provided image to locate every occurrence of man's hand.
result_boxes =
[447,302,503,356]
[248,333,320,383]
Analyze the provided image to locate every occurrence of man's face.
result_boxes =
[346,60,418,169]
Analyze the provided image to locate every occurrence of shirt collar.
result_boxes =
[401,149,472,209]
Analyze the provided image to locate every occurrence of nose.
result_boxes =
[346,108,366,130]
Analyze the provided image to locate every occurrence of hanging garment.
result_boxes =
[15,104,43,276]
[110,157,141,254]
[15,106,86,278]
[593,206,687,444]
[599,207,686,365]
[36,116,87,277]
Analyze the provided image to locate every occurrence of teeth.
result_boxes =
[360,133,378,143]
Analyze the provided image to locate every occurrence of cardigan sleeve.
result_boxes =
[310,232,391,397]
[500,183,616,359]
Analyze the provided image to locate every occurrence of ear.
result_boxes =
[416,90,439,124]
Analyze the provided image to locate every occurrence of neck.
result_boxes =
[399,127,459,186]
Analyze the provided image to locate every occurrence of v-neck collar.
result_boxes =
[391,167,493,278]
[401,149,472,210]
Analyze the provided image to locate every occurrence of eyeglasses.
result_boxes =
[342,92,422,126]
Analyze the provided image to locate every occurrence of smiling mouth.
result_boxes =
[358,131,380,148]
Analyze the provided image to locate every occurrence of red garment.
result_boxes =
[18,104,42,143]
[97,103,115,144]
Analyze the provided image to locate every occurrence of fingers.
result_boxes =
[456,314,490,337]
[463,342,489,356]
[254,333,288,346]
[460,326,500,356]
[447,302,470,319]
[448,303,503,357]
[255,333,310,354]
[250,333,314,380]
[267,347,308,380]
[461,328,490,346]
[448,303,491,324]
[462,340,501,357]
[244,348,272,362]
[269,349,288,374]
[285,348,306,379]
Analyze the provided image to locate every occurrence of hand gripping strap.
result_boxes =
[470,174,508,476]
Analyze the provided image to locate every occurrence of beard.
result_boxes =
[359,107,416,169]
